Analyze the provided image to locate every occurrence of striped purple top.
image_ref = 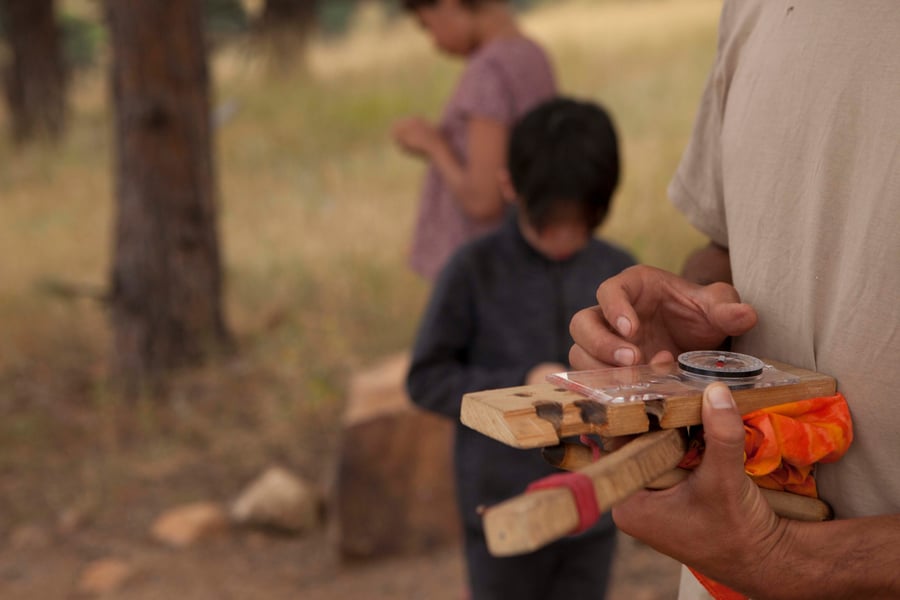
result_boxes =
[409,36,557,281]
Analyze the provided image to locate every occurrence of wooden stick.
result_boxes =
[540,442,833,521]
[483,429,686,557]
[645,468,832,521]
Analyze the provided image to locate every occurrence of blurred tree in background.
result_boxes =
[105,0,230,390]
[0,0,67,143]
[0,0,549,383]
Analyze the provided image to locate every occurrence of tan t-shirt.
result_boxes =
[671,0,900,521]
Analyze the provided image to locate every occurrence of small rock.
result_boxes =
[76,558,134,596]
[150,501,229,548]
[9,524,51,551]
[230,466,321,534]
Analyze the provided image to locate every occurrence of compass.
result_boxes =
[677,351,765,379]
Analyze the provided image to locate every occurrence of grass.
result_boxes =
[0,0,720,529]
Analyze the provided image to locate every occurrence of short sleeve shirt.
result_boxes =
[409,36,557,281]
[670,0,900,519]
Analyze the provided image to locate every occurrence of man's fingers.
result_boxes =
[698,282,758,337]
[569,305,641,368]
[569,267,757,371]
[649,350,675,365]
[595,266,649,340]
[568,344,608,370]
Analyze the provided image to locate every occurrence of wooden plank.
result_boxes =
[647,360,837,429]
[483,429,686,556]
[459,383,571,448]
[460,383,651,448]
[461,360,835,449]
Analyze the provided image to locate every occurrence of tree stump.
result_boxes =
[334,352,461,560]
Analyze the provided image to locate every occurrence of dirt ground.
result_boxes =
[0,348,684,600]
[0,522,681,599]
[0,362,681,600]
[0,343,688,600]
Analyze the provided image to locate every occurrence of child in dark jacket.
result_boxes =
[407,97,636,600]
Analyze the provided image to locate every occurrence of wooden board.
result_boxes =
[461,360,835,448]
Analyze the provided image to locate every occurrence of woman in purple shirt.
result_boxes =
[393,0,557,281]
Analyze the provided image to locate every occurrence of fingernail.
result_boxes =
[706,384,735,410]
[616,316,632,337]
[613,348,635,366]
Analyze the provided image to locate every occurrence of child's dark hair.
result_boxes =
[401,0,503,10]
[507,97,620,231]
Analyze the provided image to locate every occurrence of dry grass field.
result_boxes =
[0,0,720,597]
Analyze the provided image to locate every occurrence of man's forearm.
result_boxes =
[731,514,900,599]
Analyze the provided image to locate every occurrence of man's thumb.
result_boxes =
[697,383,747,476]
[712,301,758,337]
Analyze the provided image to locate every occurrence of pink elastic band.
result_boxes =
[579,434,603,461]
[526,472,601,534]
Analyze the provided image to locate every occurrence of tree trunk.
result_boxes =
[105,0,229,387]
[0,0,67,143]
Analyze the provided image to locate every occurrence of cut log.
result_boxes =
[334,352,460,560]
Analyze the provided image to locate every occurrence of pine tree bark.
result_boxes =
[0,0,67,143]
[105,0,229,386]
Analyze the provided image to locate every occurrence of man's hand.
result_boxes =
[613,383,787,589]
[569,265,758,369]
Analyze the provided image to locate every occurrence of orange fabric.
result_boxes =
[688,567,750,600]
[684,393,853,600]
[742,393,853,497]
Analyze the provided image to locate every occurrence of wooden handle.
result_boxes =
[646,468,833,521]
[543,442,834,520]
[483,429,686,556]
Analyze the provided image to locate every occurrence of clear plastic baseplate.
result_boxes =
[546,352,800,404]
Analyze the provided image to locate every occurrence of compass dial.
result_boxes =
[677,351,764,379]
